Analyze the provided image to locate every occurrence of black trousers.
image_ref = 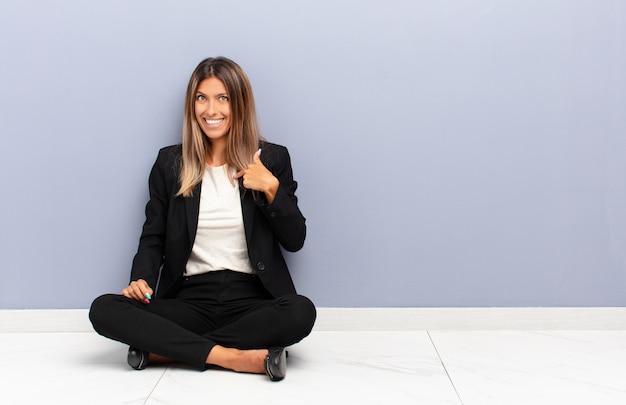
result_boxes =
[89,270,316,369]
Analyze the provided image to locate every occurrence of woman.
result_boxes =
[89,57,316,381]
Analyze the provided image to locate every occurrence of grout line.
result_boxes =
[427,331,464,405]
[143,367,168,405]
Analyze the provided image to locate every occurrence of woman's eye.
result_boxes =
[219,95,229,102]
[196,94,206,101]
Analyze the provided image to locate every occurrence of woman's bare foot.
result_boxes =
[206,345,268,373]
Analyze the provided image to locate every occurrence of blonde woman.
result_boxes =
[89,57,315,381]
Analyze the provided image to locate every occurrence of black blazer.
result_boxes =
[129,142,306,299]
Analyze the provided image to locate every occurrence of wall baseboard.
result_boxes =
[0,308,624,333]
[312,307,626,331]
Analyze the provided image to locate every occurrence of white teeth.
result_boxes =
[205,119,223,125]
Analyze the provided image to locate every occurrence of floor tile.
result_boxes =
[429,330,626,405]
[146,331,461,405]
[0,333,164,405]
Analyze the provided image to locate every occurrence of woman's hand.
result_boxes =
[234,149,279,203]
[122,279,154,304]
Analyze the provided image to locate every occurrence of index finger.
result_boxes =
[233,169,244,179]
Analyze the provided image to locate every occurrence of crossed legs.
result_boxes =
[89,272,316,372]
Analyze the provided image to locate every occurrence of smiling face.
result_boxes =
[194,77,231,143]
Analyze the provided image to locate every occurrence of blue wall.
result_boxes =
[1,1,625,308]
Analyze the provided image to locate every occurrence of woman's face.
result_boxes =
[194,77,231,142]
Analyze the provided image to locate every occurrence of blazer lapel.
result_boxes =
[240,187,256,246]
[185,183,202,244]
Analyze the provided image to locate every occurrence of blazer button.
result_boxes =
[269,212,277,218]
[256,262,266,271]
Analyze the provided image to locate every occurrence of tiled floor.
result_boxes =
[1,329,626,404]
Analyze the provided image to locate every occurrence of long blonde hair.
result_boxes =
[177,57,262,197]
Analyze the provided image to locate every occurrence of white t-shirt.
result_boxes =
[184,165,254,276]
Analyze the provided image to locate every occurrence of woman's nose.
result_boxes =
[206,99,216,115]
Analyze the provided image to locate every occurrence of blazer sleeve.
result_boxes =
[256,143,306,252]
[129,148,174,288]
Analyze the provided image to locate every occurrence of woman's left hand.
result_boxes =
[234,149,279,203]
